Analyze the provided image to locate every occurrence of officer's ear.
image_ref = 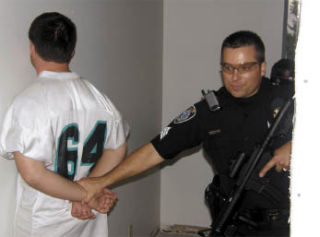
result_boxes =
[260,62,267,77]
[29,41,36,56]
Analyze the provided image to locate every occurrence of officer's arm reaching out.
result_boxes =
[259,141,291,177]
[78,142,164,202]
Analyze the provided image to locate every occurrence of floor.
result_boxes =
[156,233,198,237]
[153,225,210,237]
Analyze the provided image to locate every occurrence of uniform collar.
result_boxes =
[219,77,271,107]
[38,70,80,80]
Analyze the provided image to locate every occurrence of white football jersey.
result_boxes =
[0,71,129,237]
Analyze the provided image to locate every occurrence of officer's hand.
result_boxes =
[259,142,292,177]
[88,189,118,214]
[77,177,105,203]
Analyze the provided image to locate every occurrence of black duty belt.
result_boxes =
[237,208,289,228]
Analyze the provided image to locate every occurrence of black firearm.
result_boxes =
[200,97,293,237]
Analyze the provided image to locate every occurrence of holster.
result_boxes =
[205,175,226,224]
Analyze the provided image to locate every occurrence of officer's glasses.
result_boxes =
[221,62,259,74]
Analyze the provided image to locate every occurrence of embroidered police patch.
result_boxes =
[173,106,196,124]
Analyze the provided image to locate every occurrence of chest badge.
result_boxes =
[273,107,280,118]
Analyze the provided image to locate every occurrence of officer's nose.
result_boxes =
[231,68,240,81]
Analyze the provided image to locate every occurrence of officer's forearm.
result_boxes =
[98,142,164,188]
[89,143,128,178]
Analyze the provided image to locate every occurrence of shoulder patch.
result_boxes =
[173,106,197,124]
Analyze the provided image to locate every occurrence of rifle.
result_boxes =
[199,97,293,237]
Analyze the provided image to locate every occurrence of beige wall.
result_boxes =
[0,1,163,236]
[161,0,285,227]
[291,1,318,236]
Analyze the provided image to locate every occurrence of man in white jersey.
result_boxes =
[0,12,129,237]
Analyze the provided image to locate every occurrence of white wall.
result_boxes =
[0,0,163,236]
[161,0,285,227]
[291,1,319,236]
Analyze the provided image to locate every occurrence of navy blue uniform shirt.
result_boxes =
[151,77,293,210]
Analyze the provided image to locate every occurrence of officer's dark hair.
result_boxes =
[221,31,265,64]
[28,12,77,63]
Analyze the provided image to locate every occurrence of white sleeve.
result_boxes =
[102,95,130,150]
[0,97,54,163]
[0,106,23,160]
[105,118,130,150]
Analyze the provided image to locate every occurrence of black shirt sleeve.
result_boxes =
[151,102,206,159]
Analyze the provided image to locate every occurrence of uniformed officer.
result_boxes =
[78,31,293,236]
[270,58,295,86]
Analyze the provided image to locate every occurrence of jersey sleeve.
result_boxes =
[0,95,54,163]
[105,118,129,150]
[102,95,130,150]
[151,102,205,159]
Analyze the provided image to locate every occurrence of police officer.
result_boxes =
[270,58,295,86]
[78,31,293,236]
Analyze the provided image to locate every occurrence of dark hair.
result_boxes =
[28,12,77,63]
[221,31,265,64]
[270,58,295,85]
